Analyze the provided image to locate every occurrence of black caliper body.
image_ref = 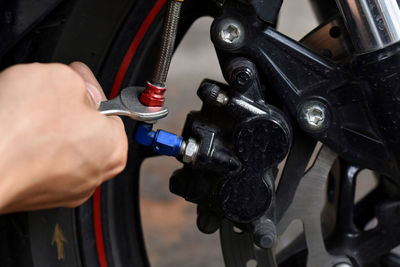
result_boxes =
[170,58,292,238]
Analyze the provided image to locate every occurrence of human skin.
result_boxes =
[0,62,128,214]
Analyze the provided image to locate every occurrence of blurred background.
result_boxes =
[140,1,319,266]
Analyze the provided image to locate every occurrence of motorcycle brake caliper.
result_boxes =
[169,57,293,249]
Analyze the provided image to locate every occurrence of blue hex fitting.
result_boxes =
[135,123,183,157]
[135,123,155,146]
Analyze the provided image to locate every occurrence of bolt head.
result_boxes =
[214,19,244,49]
[306,106,324,126]
[334,263,352,267]
[253,220,277,249]
[183,138,199,163]
[221,24,240,44]
[299,101,329,132]
[257,232,276,249]
[216,92,229,105]
[231,67,254,88]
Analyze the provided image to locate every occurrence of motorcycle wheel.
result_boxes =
[0,0,214,266]
[1,0,399,266]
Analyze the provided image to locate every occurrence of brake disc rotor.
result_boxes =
[220,144,348,267]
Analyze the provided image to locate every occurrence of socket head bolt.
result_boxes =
[298,100,330,132]
[214,19,245,49]
[221,24,240,44]
[181,138,199,163]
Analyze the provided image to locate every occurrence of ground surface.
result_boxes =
[140,1,319,266]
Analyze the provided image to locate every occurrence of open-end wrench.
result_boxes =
[99,86,168,122]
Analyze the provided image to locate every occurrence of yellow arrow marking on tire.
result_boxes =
[51,224,68,260]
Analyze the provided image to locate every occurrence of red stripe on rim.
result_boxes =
[93,188,107,266]
[93,0,167,266]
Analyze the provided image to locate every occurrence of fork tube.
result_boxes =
[336,0,400,53]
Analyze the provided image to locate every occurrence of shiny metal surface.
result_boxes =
[152,0,183,87]
[298,100,329,131]
[218,146,347,267]
[277,146,350,267]
[181,138,199,163]
[220,23,242,45]
[99,87,168,121]
[336,0,400,53]
[214,19,246,49]
[334,263,353,267]
[220,218,277,267]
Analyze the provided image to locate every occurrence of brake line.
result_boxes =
[140,0,184,107]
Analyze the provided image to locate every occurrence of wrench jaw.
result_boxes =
[120,87,168,122]
[99,87,169,122]
[97,97,132,117]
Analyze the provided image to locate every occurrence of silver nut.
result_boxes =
[299,100,329,132]
[182,138,199,163]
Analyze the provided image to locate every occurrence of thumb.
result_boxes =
[69,62,106,106]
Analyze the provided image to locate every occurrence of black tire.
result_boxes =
[0,0,216,266]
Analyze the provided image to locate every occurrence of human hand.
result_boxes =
[0,62,128,214]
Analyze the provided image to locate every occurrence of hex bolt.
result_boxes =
[299,100,330,132]
[181,138,199,163]
[230,67,254,88]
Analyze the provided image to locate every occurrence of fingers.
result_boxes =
[67,63,128,186]
[69,62,128,179]
[69,62,106,108]
[100,115,129,182]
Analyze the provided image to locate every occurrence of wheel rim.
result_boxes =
[84,1,217,266]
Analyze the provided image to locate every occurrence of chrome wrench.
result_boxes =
[98,86,168,122]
